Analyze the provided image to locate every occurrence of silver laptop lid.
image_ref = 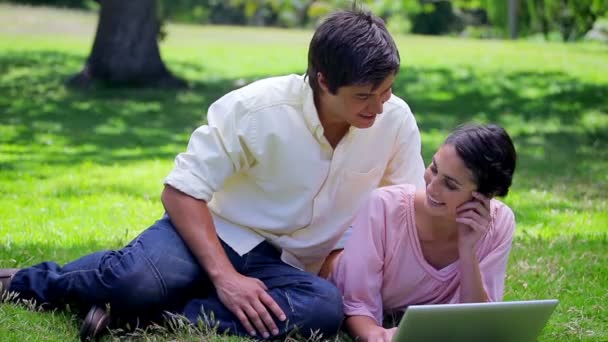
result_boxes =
[393,299,559,342]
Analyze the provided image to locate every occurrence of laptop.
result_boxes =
[392,299,559,342]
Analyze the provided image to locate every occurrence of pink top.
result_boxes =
[330,184,516,325]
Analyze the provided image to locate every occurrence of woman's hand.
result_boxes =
[365,326,398,342]
[345,316,397,342]
[456,192,491,251]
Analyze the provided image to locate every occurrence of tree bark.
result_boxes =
[68,0,186,88]
[508,0,519,39]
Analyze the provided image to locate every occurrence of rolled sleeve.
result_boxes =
[164,95,257,202]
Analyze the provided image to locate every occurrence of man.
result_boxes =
[0,8,425,341]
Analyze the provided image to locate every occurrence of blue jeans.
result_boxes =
[9,216,344,338]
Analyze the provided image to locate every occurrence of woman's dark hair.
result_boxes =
[306,8,400,95]
[445,124,517,197]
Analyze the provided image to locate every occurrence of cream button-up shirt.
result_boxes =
[164,74,425,274]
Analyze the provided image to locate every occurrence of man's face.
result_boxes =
[319,74,395,129]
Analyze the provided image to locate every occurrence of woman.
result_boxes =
[326,124,517,342]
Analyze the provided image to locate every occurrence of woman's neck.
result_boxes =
[415,190,459,242]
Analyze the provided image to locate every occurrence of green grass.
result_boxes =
[1,3,607,341]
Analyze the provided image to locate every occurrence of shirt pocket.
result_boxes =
[336,167,383,210]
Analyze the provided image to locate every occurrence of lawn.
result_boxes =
[1,4,607,342]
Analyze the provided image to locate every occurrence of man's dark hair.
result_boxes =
[445,124,517,197]
[306,8,400,95]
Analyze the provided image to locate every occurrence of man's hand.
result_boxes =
[365,326,398,342]
[456,192,491,251]
[162,186,286,337]
[214,271,287,338]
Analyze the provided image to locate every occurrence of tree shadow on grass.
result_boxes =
[0,50,276,170]
[393,66,608,198]
[1,50,606,197]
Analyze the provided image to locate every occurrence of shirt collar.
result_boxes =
[300,75,325,140]
[300,75,358,144]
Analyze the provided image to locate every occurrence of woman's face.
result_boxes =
[423,144,478,218]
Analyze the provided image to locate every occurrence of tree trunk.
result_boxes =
[535,0,550,40]
[68,0,186,88]
[508,0,519,39]
[558,0,575,42]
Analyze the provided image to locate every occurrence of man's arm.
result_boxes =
[161,185,286,338]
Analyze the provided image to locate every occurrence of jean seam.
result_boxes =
[45,268,106,303]
[116,233,169,301]
[139,251,168,301]
[284,290,296,313]
[242,252,251,273]
[127,232,169,300]
[279,290,333,338]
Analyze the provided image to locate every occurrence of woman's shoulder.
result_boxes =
[371,184,417,200]
[490,199,515,221]
[367,184,416,213]
[367,184,416,230]
[488,199,516,239]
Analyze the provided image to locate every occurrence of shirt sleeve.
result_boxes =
[480,205,516,301]
[164,93,258,202]
[379,107,425,189]
[447,204,516,303]
[330,189,388,325]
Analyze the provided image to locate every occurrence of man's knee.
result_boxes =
[99,250,166,311]
[283,277,344,337]
[309,278,344,333]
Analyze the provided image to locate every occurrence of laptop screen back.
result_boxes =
[393,299,558,342]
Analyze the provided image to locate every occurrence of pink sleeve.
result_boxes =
[330,189,388,325]
[447,205,516,304]
[481,206,516,301]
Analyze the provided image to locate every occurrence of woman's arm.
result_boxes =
[345,315,397,342]
[455,195,516,303]
[330,190,392,334]
[455,192,491,302]
[458,246,489,302]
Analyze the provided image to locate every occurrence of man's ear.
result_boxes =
[317,72,330,93]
